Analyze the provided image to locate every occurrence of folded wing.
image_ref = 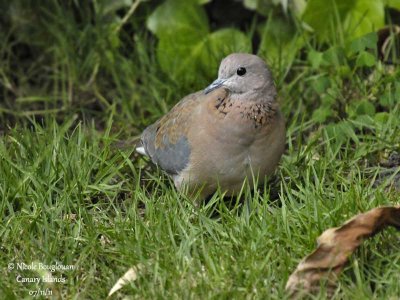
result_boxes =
[137,91,203,175]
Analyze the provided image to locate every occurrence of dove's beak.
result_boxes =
[204,78,226,94]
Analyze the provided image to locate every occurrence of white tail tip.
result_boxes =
[136,146,147,156]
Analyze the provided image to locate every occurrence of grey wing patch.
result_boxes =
[140,124,191,175]
[138,90,202,175]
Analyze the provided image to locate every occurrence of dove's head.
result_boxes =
[204,53,276,100]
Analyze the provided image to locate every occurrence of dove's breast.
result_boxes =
[174,91,285,198]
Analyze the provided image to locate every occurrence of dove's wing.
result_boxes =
[138,91,203,175]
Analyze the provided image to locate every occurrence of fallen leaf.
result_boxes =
[286,206,400,298]
[108,265,141,297]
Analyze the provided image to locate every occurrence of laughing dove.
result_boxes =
[137,53,285,198]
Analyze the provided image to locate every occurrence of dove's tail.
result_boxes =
[136,146,147,156]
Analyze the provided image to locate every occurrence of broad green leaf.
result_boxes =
[310,75,330,93]
[302,0,355,40]
[156,29,207,85]
[157,28,251,85]
[325,120,359,144]
[307,50,323,69]
[348,99,376,118]
[374,112,390,123]
[355,99,376,116]
[321,94,336,106]
[312,107,332,123]
[338,65,351,77]
[348,32,378,55]
[147,0,209,37]
[345,0,384,39]
[258,17,301,66]
[384,0,400,10]
[303,0,384,41]
[199,29,251,75]
[353,115,375,128]
[149,0,254,85]
[355,51,376,67]
[322,46,346,66]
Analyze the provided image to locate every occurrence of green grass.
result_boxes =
[0,103,399,299]
[1,1,400,299]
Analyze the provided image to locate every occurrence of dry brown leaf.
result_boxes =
[286,206,400,298]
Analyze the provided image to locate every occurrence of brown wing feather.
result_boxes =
[154,91,203,148]
[140,91,204,174]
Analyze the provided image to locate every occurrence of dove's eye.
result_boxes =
[236,67,246,76]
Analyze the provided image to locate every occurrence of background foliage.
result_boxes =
[1,0,399,127]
